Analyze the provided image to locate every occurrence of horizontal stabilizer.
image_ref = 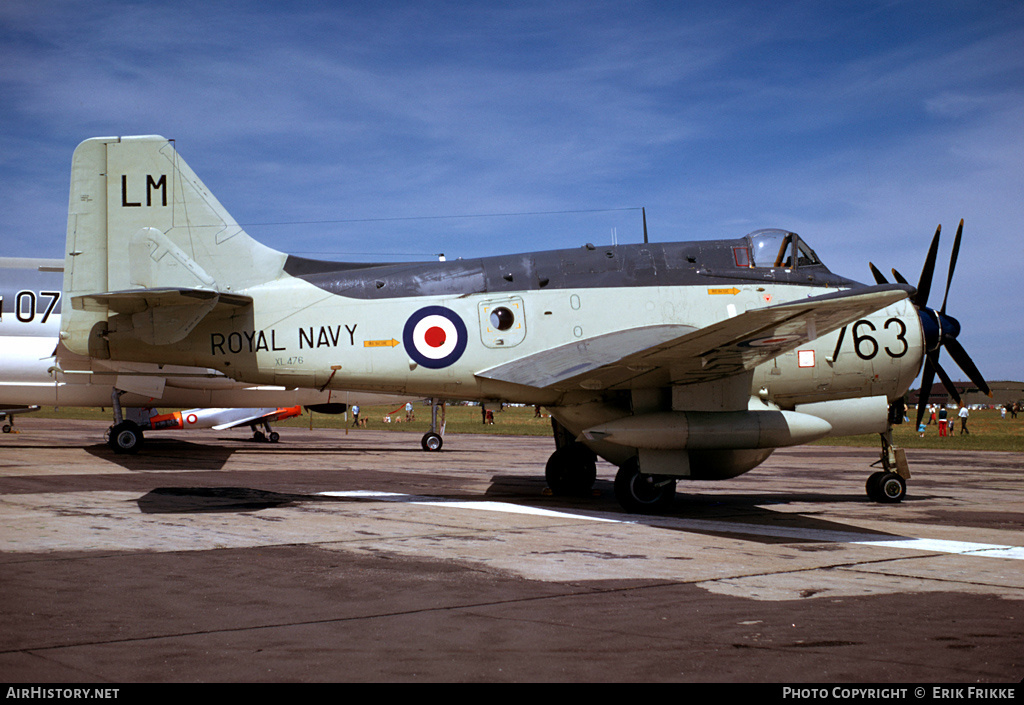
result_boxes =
[71,287,252,346]
[72,287,252,314]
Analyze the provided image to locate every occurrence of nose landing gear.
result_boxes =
[867,430,909,503]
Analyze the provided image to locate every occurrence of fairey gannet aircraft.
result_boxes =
[0,256,415,451]
[58,136,988,511]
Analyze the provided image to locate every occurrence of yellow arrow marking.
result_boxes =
[707,287,741,295]
[364,339,400,348]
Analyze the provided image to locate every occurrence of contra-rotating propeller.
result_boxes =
[868,219,991,428]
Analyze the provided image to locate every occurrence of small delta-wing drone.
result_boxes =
[59,136,988,512]
[119,405,301,449]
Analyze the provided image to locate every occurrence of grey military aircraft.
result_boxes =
[58,136,988,511]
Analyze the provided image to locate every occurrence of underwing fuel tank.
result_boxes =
[581,409,832,450]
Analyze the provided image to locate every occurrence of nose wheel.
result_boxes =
[866,471,906,503]
[868,430,909,503]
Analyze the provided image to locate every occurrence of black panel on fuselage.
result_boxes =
[284,239,862,300]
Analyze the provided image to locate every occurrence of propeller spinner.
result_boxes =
[868,220,990,427]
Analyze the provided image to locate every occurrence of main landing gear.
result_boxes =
[544,441,677,513]
[544,442,597,496]
[108,419,144,454]
[613,458,676,514]
[867,430,909,503]
[543,417,596,495]
[421,398,445,451]
[543,418,677,512]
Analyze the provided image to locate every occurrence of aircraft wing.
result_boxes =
[211,406,302,430]
[477,284,912,392]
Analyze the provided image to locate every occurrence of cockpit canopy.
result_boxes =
[745,229,822,269]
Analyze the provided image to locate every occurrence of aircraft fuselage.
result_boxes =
[95,239,923,414]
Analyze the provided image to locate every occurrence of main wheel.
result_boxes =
[109,421,143,455]
[544,442,597,496]
[614,458,676,514]
[421,432,443,451]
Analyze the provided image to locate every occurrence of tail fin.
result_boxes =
[62,136,284,355]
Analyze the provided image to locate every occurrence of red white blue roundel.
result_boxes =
[403,306,468,369]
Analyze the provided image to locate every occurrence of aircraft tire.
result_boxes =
[2,424,10,433]
[421,432,443,451]
[269,432,280,443]
[544,442,596,496]
[875,472,906,503]
[865,471,887,501]
[109,421,143,455]
[614,458,676,514]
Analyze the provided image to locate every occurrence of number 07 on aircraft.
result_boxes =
[59,136,988,512]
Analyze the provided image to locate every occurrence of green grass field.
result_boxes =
[26,402,1024,452]
[810,408,1024,453]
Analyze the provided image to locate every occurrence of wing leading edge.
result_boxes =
[477,284,912,392]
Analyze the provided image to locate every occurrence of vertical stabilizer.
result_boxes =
[61,136,285,355]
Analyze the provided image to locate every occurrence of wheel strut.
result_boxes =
[867,429,909,503]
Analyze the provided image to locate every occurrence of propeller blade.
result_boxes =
[939,218,963,315]
[868,262,888,285]
[944,337,991,396]
[891,268,909,285]
[915,224,941,308]
[916,357,936,428]
[929,352,961,406]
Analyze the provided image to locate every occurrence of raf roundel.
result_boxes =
[403,306,468,369]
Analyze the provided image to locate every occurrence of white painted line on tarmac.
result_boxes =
[318,491,1024,560]
[318,490,621,522]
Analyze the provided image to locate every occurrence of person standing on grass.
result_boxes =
[958,404,970,435]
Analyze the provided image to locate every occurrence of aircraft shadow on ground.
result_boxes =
[136,486,471,514]
[86,440,239,471]
[136,478,907,546]
[87,437,437,471]
[138,487,325,513]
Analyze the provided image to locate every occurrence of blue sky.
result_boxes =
[2,0,1021,383]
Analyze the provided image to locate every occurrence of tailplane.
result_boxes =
[62,136,283,355]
